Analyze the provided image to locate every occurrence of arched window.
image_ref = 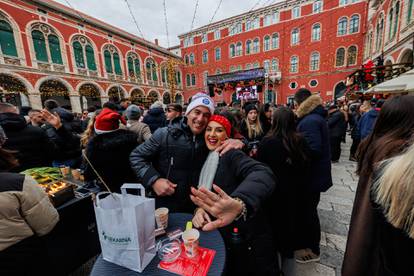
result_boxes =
[189,53,195,65]
[349,15,360,33]
[338,17,348,35]
[103,45,122,75]
[347,46,357,65]
[246,63,252,70]
[191,74,196,86]
[202,49,208,63]
[264,35,270,51]
[271,33,279,49]
[246,40,252,54]
[313,0,323,13]
[127,52,141,81]
[0,20,17,57]
[263,60,270,72]
[376,18,384,51]
[215,47,221,60]
[185,55,189,64]
[336,47,346,66]
[72,36,97,71]
[161,66,167,83]
[290,56,299,73]
[339,0,348,6]
[312,23,321,41]
[310,52,320,70]
[175,70,182,86]
[292,6,300,18]
[229,44,235,57]
[392,2,400,39]
[31,24,64,65]
[271,58,279,71]
[253,38,260,53]
[236,42,242,56]
[253,62,260,68]
[186,74,191,86]
[291,28,300,45]
[145,58,157,82]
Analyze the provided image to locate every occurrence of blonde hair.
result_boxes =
[244,117,263,140]
[80,115,97,147]
[373,142,414,238]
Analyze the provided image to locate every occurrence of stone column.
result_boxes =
[28,92,42,109]
[69,95,82,113]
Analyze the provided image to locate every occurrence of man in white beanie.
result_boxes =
[130,92,244,213]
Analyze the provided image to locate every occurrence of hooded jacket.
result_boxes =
[143,107,166,133]
[0,112,58,171]
[130,117,209,213]
[84,129,138,193]
[296,95,332,192]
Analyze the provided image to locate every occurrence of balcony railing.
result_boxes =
[345,62,414,93]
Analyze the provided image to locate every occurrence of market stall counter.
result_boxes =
[90,213,226,276]
[22,167,102,275]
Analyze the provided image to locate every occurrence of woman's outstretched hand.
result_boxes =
[190,185,242,231]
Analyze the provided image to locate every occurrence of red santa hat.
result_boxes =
[94,108,126,134]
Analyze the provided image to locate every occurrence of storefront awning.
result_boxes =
[365,68,414,94]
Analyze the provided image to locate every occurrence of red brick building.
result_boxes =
[179,0,367,104]
[0,0,183,112]
[363,0,413,67]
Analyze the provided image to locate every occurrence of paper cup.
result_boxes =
[71,169,81,180]
[182,229,200,258]
[155,207,169,229]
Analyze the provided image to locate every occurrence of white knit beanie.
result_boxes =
[185,93,215,115]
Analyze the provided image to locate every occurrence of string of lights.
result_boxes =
[190,0,200,32]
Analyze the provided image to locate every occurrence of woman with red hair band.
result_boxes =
[190,114,278,275]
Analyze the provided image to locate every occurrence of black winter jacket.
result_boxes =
[0,113,58,172]
[213,149,278,275]
[328,110,347,138]
[84,129,139,193]
[130,117,208,213]
[295,95,332,192]
[143,107,166,133]
[257,135,310,257]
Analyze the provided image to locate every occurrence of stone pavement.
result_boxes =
[297,138,357,276]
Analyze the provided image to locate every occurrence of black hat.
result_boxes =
[244,103,257,114]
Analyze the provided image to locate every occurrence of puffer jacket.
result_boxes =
[0,172,59,251]
[143,107,166,133]
[84,129,139,193]
[125,120,152,144]
[130,117,209,213]
[357,108,379,140]
[296,95,332,192]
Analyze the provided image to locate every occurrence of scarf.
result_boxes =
[198,151,220,190]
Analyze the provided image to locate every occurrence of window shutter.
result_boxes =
[73,41,85,68]
[104,50,113,73]
[113,52,122,75]
[32,30,48,62]
[0,20,17,57]
[85,45,97,71]
[48,35,63,64]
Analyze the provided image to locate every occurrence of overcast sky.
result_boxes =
[54,0,278,48]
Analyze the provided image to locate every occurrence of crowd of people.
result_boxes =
[0,88,413,276]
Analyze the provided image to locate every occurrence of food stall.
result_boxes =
[22,167,101,275]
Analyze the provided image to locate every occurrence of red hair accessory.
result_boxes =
[209,115,231,137]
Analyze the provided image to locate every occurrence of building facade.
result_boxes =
[0,0,184,112]
[179,0,367,104]
[363,0,413,67]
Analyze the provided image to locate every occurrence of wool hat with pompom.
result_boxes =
[185,92,215,115]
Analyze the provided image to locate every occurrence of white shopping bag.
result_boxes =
[94,183,156,272]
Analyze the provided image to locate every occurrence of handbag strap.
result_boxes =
[82,150,113,194]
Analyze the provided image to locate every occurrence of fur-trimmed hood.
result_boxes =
[296,94,325,119]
